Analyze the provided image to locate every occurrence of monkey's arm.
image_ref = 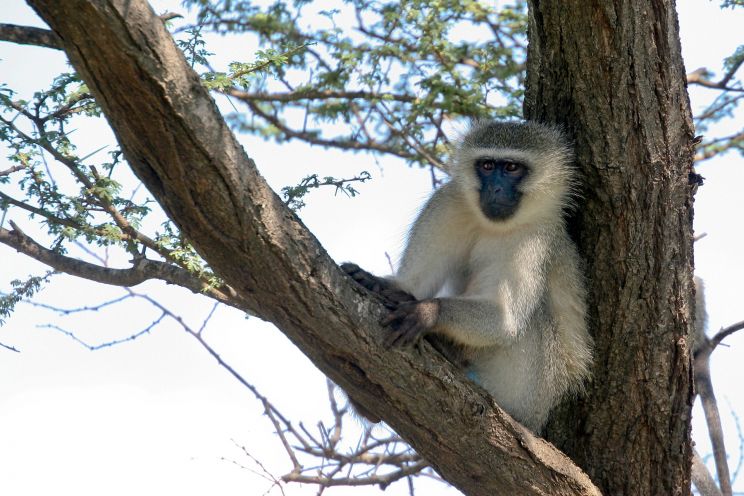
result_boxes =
[437,298,522,346]
[384,297,534,348]
[395,184,470,299]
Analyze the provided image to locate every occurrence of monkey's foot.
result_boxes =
[341,262,416,307]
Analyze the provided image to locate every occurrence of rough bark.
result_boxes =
[22,1,601,495]
[524,1,696,495]
[0,22,60,48]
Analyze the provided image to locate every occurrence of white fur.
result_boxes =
[392,122,592,432]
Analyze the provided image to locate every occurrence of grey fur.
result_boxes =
[391,120,593,432]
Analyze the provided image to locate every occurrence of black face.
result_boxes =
[474,157,529,220]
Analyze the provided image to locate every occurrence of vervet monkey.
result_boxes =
[342,120,593,432]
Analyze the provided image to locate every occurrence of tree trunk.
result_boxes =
[524,2,697,495]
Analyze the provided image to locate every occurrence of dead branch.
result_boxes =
[0,340,20,352]
[695,351,733,496]
[692,448,723,496]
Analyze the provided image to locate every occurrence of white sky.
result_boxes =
[0,1,743,495]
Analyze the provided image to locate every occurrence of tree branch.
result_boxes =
[0,341,20,352]
[239,97,419,161]
[695,130,744,162]
[0,165,28,177]
[24,2,600,494]
[710,320,744,351]
[226,88,419,104]
[694,350,733,496]
[0,190,113,237]
[691,448,723,496]
[687,66,744,93]
[0,112,239,301]
[0,221,238,308]
[692,311,743,496]
[0,23,61,49]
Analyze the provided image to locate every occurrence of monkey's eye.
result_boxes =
[476,159,497,172]
[503,162,523,174]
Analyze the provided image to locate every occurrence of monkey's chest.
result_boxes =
[457,236,546,296]
[459,251,522,296]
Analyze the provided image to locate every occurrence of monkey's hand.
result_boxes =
[382,299,440,348]
[341,262,416,307]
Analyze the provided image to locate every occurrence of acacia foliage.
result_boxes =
[184,0,527,169]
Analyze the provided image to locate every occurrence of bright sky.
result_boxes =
[0,2,742,495]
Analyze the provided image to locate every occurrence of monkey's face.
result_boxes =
[452,146,573,230]
[452,121,576,230]
[473,157,529,220]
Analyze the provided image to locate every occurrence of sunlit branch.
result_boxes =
[375,100,447,171]
[710,320,744,351]
[0,191,123,239]
[695,352,733,496]
[693,93,744,125]
[45,92,94,121]
[281,459,429,489]
[0,18,181,50]
[126,291,431,491]
[224,441,288,496]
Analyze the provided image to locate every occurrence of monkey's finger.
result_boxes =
[399,322,426,347]
[349,272,388,293]
[381,300,400,310]
[380,309,404,327]
[342,264,376,285]
[389,328,418,348]
[382,307,416,329]
[386,326,418,348]
[381,288,416,304]
[383,325,411,348]
[383,330,401,348]
[385,315,420,347]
